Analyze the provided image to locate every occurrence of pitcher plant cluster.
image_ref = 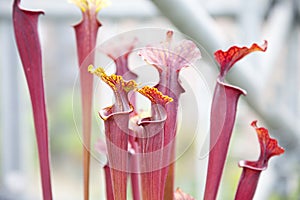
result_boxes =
[12,0,284,200]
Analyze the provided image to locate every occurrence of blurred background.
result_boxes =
[0,0,299,199]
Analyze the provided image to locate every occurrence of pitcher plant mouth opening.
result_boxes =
[89,65,137,114]
[234,120,284,200]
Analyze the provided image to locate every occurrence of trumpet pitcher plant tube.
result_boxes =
[71,0,110,199]
[137,86,173,200]
[89,66,136,200]
[138,31,201,199]
[12,0,52,199]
